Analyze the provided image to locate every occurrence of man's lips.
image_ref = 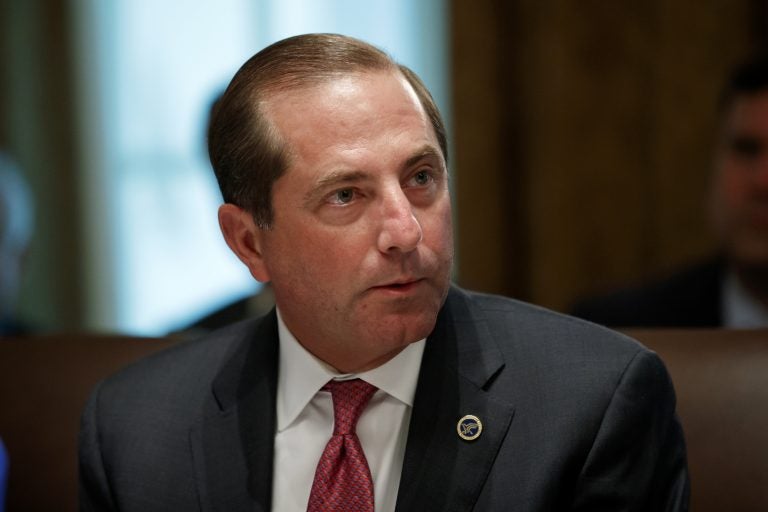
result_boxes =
[370,278,425,292]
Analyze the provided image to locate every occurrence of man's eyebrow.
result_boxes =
[403,145,444,169]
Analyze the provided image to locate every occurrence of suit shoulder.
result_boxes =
[454,287,645,357]
[96,317,263,403]
[446,288,672,429]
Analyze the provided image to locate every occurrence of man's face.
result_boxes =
[254,70,453,372]
[712,90,768,269]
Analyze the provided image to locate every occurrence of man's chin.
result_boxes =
[357,280,448,340]
[383,311,439,342]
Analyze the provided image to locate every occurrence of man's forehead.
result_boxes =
[260,70,433,154]
[261,69,417,113]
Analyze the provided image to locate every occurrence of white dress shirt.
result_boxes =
[722,270,768,328]
[271,309,425,512]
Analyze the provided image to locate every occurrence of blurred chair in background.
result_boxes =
[0,333,179,512]
[572,55,768,328]
[0,152,34,336]
[625,328,768,511]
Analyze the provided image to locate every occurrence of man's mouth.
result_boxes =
[371,278,424,292]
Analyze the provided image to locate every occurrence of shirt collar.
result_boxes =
[722,269,768,328]
[276,308,425,432]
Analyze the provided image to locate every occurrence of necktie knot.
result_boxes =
[324,379,378,435]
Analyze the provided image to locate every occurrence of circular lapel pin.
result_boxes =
[457,414,482,441]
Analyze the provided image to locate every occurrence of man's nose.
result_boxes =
[377,189,423,254]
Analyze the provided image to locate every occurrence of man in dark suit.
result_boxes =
[572,56,768,328]
[79,34,688,511]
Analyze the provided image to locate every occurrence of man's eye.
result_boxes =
[411,170,433,186]
[332,188,355,204]
[731,136,763,158]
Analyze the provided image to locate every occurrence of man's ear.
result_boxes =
[218,203,271,283]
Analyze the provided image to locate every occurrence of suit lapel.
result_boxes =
[190,312,279,512]
[396,288,515,512]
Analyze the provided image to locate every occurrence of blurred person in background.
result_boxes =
[572,55,768,328]
[0,152,34,336]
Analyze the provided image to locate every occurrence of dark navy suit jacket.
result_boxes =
[79,286,689,511]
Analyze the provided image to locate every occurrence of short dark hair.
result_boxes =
[719,54,768,112]
[208,33,447,228]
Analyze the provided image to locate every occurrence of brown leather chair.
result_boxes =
[2,330,767,511]
[625,329,768,512]
[0,333,179,512]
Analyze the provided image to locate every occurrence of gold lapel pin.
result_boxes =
[457,414,482,441]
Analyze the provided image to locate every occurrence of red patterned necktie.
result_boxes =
[307,378,378,512]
